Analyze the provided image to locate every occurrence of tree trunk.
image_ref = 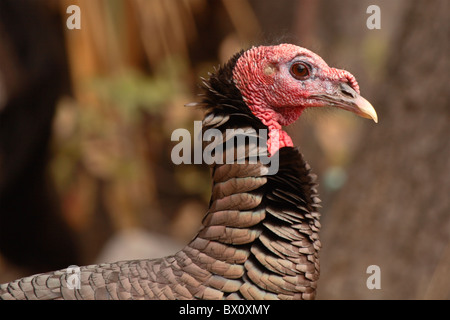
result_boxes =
[0,0,80,277]
[317,0,449,299]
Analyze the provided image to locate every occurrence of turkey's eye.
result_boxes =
[290,62,310,80]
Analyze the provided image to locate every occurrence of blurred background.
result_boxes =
[0,0,448,299]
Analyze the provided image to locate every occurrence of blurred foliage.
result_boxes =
[50,0,242,247]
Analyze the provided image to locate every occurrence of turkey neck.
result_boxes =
[182,56,322,298]
[184,109,322,299]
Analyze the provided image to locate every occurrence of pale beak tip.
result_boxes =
[372,113,378,123]
[355,95,378,124]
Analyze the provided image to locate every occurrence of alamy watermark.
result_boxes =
[366,265,381,290]
[66,5,81,30]
[66,4,380,31]
[366,5,381,29]
[66,265,81,290]
[171,121,279,175]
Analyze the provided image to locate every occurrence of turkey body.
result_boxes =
[0,44,375,300]
[0,143,320,300]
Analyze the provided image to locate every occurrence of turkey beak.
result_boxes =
[335,83,378,123]
[312,82,378,123]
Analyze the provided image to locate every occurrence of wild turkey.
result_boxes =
[0,44,377,300]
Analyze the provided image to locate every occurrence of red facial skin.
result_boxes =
[232,44,360,155]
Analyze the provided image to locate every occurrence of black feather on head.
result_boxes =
[199,49,266,131]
